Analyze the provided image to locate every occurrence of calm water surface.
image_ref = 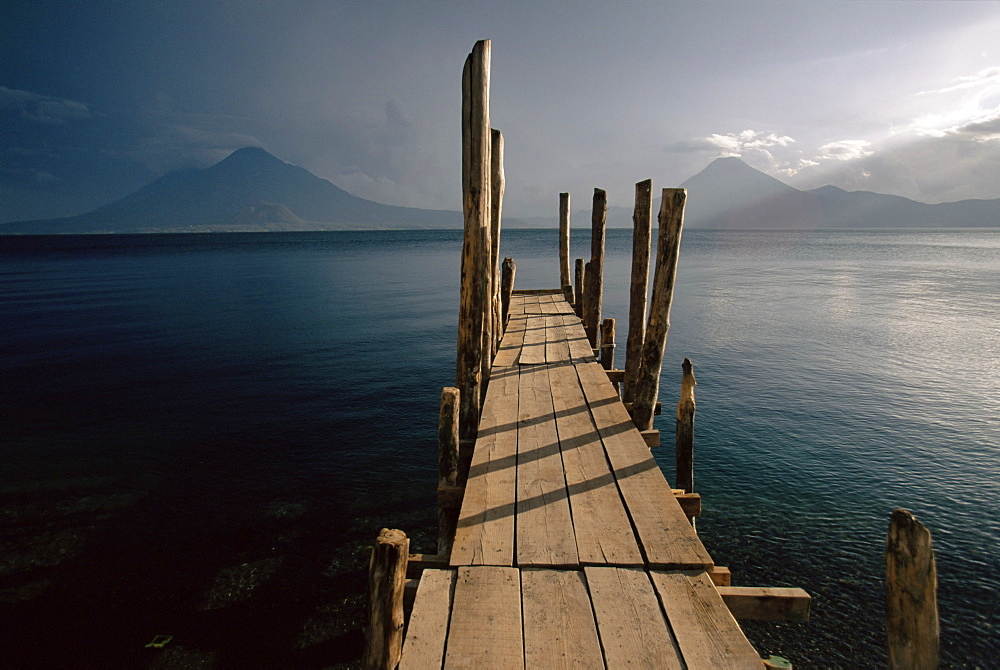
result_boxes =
[2,229,997,667]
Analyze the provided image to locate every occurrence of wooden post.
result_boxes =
[623,179,653,404]
[457,40,491,445]
[438,387,461,554]
[501,257,515,328]
[583,188,607,348]
[600,318,616,371]
[363,528,409,670]
[631,188,686,431]
[490,128,505,351]
[886,509,939,670]
[675,357,696,494]
[559,192,572,301]
[574,259,585,319]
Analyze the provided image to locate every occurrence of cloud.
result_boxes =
[818,140,874,161]
[0,86,95,125]
[665,129,794,156]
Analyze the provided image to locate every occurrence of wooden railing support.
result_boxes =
[490,128,505,354]
[457,39,491,445]
[364,528,409,670]
[559,192,572,303]
[583,188,607,348]
[887,509,939,669]
[501,257,515,328]
[575,259,586,319]
[623,179,652,403]
[676,357,696,494]
[631,188,686,431]
[600,318,616,371]
[437,387,461,554]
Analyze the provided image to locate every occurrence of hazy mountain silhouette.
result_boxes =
[1,147,463,233]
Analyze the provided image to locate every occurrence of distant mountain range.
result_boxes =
[2,149,998,233]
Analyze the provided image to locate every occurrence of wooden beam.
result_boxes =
[670,491,701,517]
[708,566,731,587]
[501,257,516,329]
[559,192,572,299]
[363,528,409,670]
[716,586,811,622]
[457,39,491,446]
[583,189,606,348]
[405,554,451,578]
[437,484,465,510]
[887,508,939,669]
[640,429,659,449]
[574,258,585,319]
[624,179,652,403]
[676,357,696,493]
[623,401,661,416]
[600,317,616,371]
[437,387,460,554]
[489,128,505,356]
[631,188,686,431]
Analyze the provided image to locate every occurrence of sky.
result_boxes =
[3,0,1000,223]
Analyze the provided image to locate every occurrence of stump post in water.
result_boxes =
[363,528,409,670]
[457,40,491,446]
[490,128,505,353]
[437,387,461,552]
[501,257,516,328]
[631,188,686,431]
[559,192,572,303]
[574,259,586,319]
[624,179,653,404]
[583,189,607,348]
[675,358,696,494]
[886,509,939,670]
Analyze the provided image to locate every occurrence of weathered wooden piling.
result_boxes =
[457,40,491,445]
[490,128,505,358]
[600,318,616,371]
[623,179,653,404]
[559,192,572,302]
[886,509,939,670]
[364,528,409,670]
[437,387,461,552]
[583,189,607,348]
[631,188,686,431]
[676,357,696,494]
[574,259,585,319]
[501,257,515,327]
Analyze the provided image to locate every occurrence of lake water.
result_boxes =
[1,229,997,668]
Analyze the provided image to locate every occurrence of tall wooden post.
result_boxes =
[490,129,505,353]
[631,188,686,431]
[675,358,696,494]
[886,509,939,670]
[438,387,461,553]
[559,192,572,301]
[623,179,653,404]
[584,188,607,348]
[574,259,585,319]
[501,257,516,327]
[363,528,409,670]
[457,40,491,446]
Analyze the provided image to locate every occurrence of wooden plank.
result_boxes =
[445,566,524,669]
[399,569,455,670]
[544,315,571,365]
[494,312,527,368]
[516,362,578,567]
[522,569,603,669]
[548,357,643,566]
[575,360,713,569]
[559,312,596,363]
[450,366,519,567]
[716,586,811,621]
[584,566,683,668]
[649,570,762,669]
[520,315,546,365]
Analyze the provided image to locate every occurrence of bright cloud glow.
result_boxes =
[818,140,874,161]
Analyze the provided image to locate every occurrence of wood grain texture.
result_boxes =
[559,192,572,293]
[445,566,524,669]
[450,366,519,567]
[522,569,603,669]
[717,586,811,621]
[520,315,547,365]
[516,362,578,567]
[583,189,606,348]
[649,570,762,669]
[585,566,683,668]
[624,179,652,404]
[399,569,455,670]
[886,508,939,670]
[675,357,696,493]
[576,360,713,569]
[490,129,505,359]
[364,529,410,670]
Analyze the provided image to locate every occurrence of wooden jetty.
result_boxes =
[362,40,817,669]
